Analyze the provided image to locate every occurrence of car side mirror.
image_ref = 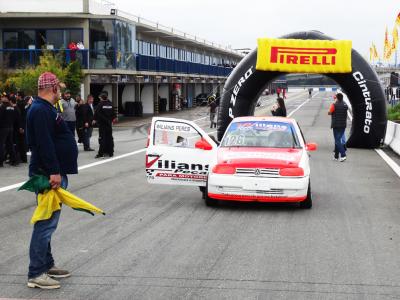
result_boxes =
[306,142,317,151]
[195,138,213,150]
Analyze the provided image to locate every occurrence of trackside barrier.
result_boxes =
[384,121,400,156]
[343,92,400,155]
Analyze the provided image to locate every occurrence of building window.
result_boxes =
[115,21,135,69]
[46,30,64,49]
[3,30,35,49]
[90,19,115,69]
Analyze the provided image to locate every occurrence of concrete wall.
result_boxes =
[158,84,169,111]
[195,84,202,96]
[121,84,135,108]
[141,85,154,114]
[385,121,400,156]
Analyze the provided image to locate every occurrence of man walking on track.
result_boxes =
[328,92,348,162]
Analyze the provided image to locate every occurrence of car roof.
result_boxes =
[232,116,296,124]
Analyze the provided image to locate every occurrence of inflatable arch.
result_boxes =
[217,31,387,148]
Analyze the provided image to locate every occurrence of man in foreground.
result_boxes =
[26,72,78,289]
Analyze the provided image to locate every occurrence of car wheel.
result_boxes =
[204,181,218,207]
[299,181,312,209]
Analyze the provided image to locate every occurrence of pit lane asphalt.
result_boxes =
[1,91,400,299]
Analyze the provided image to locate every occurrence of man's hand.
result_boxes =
[19,128,24,134]
[49,174,62,189]
[85,122,89,128]
[92,120,96,125]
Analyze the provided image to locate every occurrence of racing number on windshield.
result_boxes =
[224,134,245,146]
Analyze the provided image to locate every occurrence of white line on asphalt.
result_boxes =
[78,149,146,171]
[0,148,147,193]
[287,92,319,117]
[375,149,400,177]
[193,116,208,122]
[343,96,400,178]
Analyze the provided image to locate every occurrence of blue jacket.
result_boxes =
[26,97,78,177]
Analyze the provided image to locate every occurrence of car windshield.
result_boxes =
[221,120,301,148]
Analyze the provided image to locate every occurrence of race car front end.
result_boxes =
[207,148,310,203]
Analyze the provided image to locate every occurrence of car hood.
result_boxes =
[217,147,303,168]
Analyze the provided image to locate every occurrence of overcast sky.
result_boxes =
[114,0,398,60]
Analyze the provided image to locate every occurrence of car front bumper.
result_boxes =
[207,173,309,202]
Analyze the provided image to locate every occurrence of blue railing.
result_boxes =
[0,49,233,76]
[136,54,233,76]
[0,49,89,69]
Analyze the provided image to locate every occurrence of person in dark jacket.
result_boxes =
[271,97,287,117]
[208,95,217,128]
[26,72,78,289]
[16,92,28,163]
[94,90,116,158]
[0,93,17,167]
[9,95,22,165]
[75,95,85,144]
[82,94,95,151]
[328,92,348,162]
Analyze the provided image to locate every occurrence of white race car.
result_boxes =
[146,116,317,208]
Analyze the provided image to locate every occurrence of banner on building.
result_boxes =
[256,38,352,73]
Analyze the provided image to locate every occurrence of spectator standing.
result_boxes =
[75,95,85,144]
[208,96,217,128]
[26,72,78,289]
[94,91,116,158]
[60,89,77,138]
[16,92,28,163]
[271,97,287,117]
[10,95,22,166]
[308,88,313,98]
[390,87,395,103]
[0,93,17,167]
[82,95,95,151]
[328,93,348,162]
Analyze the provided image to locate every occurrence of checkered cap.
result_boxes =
[38,72,60,90]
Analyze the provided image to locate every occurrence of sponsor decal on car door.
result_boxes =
[146,117,217,186]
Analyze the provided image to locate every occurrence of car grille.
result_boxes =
[235,168,280,177]
[218,186,284,195]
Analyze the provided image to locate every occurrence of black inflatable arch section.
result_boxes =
[217,31,387,148]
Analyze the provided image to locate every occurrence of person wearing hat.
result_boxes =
[93,90,116,158]
[26,72,78,289]
[60,89,77,139]
[0,92,18,167]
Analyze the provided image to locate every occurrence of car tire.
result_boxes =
[299,181,312,209]
[204,181,218,207]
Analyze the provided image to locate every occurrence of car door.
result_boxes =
[146,117,217,186]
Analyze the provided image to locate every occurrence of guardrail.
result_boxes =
[0,49,89,69]
[343,91,399,155]
[136,54,233,76]
[384,121,400,155]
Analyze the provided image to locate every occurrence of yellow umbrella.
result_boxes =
[31,188,105,224]
[19,175,105,224]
